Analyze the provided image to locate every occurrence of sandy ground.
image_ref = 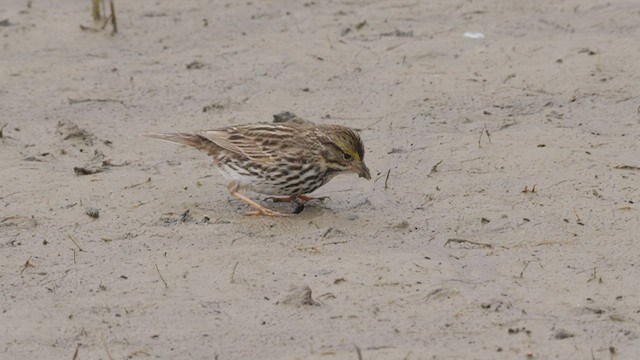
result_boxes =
[2,0,640,359]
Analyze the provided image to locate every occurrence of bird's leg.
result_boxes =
[264,195,297,203]
[264,194,331,214]
[296,194,331,203]
[290,195,331,214]
[262,194,331,215]
[265,194,331,203]
[227,182,292,217]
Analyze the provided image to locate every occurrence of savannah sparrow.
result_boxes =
[147,123,370,216]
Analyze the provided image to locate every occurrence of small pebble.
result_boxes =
[86,207,100,218]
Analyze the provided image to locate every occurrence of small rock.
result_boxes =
[554,329,574,340]
[74,166,103,175]
[186,61,205,70]
[180,210,193,223]
[86,207,100,219]
[272,111,313,125]
[280,286,319,307]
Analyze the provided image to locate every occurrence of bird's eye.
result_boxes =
[343,153,352,160]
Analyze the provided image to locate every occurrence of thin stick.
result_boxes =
[102,335,114,360]
[321,240,348,247]
[68,98,123,105]
[0,123,7,138]
[72,343,81,360]
[355,345,363,360]
[230,261,239,283]
[587,267,598,283]
[478,123,491,147]
[384,169,391,189]
[519,261,530,278]
[124,177,151,189]
[92,0,101,20]
[110,1,117,34]
[429,160,443,175]
[573,207,581,222]
[444,238,493,248]
[67,233,84,252]
[20,256,34,275]
[155,264,168,288]
[100,15,112,30]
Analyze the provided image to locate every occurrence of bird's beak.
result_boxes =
[351,162,371,180]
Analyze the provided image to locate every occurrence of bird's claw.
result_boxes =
[244,208,293,217]
[298,195,330,203]
[265,195,331,204]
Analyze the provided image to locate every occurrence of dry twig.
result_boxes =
[82,1,117,34]
[444,238,493,248]
[230,261,239,283]
[614,164,640,171]
[67,233,84,252]
[92,0,101,20]
[109,1,117,34]
[384,169,391,189]
[68,98,123,105]
[20,256,35,275]
[478,123,491,147]
[355,345,363,360]
[155,264,168,288]
[102,335,114,360]
[520,261,530,278]
[429,160,443,175]
[72,343,81,360]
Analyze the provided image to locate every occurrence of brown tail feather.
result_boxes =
[145,132,205,148]
[145,132,222,157]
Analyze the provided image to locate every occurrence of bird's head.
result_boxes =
[319,126,371,180]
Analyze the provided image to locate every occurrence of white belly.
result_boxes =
[217,164,284,196]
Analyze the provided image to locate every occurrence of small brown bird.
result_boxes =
[146,123,370,216]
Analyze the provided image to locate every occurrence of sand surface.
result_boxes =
[2,0,640,359]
